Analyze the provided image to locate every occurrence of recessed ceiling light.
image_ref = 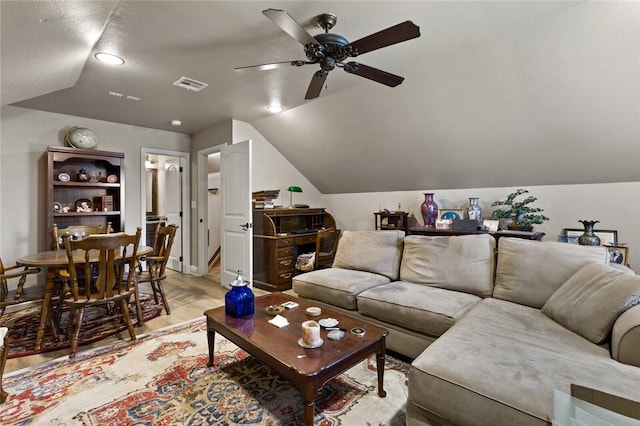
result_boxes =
[95,52,124,65]
[266,104,284,113]
[170,120,182,126]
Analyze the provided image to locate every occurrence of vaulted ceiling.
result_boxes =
[2,1,639,193]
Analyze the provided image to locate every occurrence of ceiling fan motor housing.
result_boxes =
[246,9,421,99]
[306,33,355,65]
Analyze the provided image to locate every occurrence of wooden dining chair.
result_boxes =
[0,257,42,319]
[137,223,178,315]
[0,257,58,345]
[314,228,341,269]
[52,223,113,323]
[62,228,141,358]
[0,328,7,404]
[52,222,112,250]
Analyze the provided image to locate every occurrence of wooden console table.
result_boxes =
[374,211,408,232]
[408,227,545,241]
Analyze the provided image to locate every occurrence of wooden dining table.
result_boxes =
[16,245,152,351]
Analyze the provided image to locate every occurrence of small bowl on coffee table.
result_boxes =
[305,306,321,317]
[265,305,284,316]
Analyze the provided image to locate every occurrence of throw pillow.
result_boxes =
[542,263,640,344]
[493,238,609,308]
[399,234,495,297]
[332,230,404,280]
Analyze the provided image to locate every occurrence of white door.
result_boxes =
[220,140,252,287]
[165,161,183,271]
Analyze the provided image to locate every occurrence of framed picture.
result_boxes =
[438,209,464,221]
[482,219,500,232]
[561,228,618,246]
[435,219,452,229]
[605,245,628,266]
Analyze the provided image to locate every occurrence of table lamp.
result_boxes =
[288,186,302,208]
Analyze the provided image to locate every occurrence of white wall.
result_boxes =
[322,182,640,272]
[0,105,190,266]
[232,120,323,208]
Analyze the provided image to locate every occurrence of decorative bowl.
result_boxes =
[305,306,321,317]
[318,318,339,328]
[265,305,284,316]
[88,171,102,182]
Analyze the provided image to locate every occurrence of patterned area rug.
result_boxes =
[0,318,409,425]
[0,292,163,358]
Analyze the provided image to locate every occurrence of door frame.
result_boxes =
[140,147,190,273]
[196,143,227,277]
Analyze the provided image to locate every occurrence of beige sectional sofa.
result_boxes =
[292,230,640,425]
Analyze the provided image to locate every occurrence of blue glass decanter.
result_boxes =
[225,270,254,318]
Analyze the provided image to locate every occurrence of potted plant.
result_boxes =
[490,188,549,231]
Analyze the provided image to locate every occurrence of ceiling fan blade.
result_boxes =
[263,9,320,47]
[348,21,420,56]
[305,72,328,99]
[344,62,404,87]
[234,60,301,72]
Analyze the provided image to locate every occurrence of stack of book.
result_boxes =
[253,190,279,209]
[100,195,114,212]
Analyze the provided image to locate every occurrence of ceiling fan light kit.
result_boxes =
[266,104,284,113]
[235,9,421,100]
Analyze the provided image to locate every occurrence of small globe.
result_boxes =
[65,127,98,149]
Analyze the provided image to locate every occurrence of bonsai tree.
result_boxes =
[490,188,549,228]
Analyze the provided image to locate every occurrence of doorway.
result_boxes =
[207,153,221,274]
[196,141,252,285]
[140,148,190,273]
[197,144,225,278]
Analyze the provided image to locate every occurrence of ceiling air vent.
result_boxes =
[173,76,208,92]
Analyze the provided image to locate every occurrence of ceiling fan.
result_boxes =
[235,9,421,99]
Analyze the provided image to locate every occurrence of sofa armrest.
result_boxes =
[611,304,640,367]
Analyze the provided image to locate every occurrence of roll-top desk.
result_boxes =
[253,208,336,292]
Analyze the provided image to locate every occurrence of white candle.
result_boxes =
[301,320,322,347]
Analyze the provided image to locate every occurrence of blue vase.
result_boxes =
[225,271,254,318]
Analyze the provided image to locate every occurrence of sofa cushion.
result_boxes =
[292,268,391,310]
[332,230,404,280]
[357,281,481,337]
[542,263,640,344]
[493,238,609,308]
[409,298,640,426]
[400,234,495,297]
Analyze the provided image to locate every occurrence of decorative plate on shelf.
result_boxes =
[75,198,93,212]
[64,126,98,150]
[107,174,118,183]
[440,210,463,220]
[57,172,70,182]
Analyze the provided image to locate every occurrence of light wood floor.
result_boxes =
[5,263,268,373]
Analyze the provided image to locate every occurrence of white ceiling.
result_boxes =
[2,1,639,193]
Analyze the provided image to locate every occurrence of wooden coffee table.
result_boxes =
[204,292,388,426]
